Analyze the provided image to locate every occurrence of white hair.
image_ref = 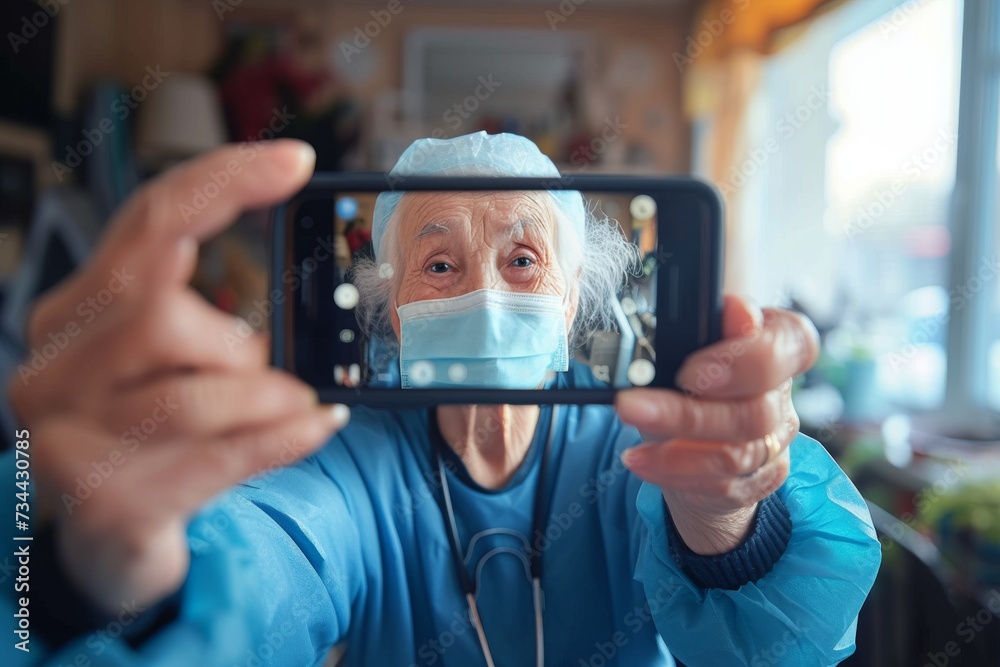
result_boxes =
[351,194,641,349]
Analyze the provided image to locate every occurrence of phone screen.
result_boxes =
[274,177,721,405]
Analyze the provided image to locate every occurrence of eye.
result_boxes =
[428,262,452,274]
[511,256,533,268]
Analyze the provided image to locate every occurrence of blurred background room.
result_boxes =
[1,0,999,664]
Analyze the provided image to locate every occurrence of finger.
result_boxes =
[103,370,318,442]
[24,140,310,343]
[14,287,268,425]
[676,308,820,399]
[621,413,795,484]
[624,439,792,503]
[87,288,270,386]
[158,404,349,517]
[85,140,315,301]
[615,385,786,442]
[621,384,799,484]
[12,288,267,425]
[661,453,791,515]
[25,237,197,350]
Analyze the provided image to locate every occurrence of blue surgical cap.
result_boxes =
[372,132,585,260]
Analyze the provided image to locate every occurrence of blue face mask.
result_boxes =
[397,289,570,389]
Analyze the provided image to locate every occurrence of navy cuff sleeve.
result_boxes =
[665,492,793,590]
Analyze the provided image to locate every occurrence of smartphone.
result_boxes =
[270,174,723,407]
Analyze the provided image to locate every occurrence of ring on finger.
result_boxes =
[763,432,782,466]
[742,432,783,478]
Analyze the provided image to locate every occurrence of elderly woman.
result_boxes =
[4,134,879,667]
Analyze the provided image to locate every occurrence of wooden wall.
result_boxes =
[51,0,694,172]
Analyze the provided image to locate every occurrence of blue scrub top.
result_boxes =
[2,403,880,666]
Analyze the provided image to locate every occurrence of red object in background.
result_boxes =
[565,129,602,165]
[219,56,328,141]
[214,286,237,314]
[346,227,371,254]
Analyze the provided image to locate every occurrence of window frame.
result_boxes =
[943,0,1000,425]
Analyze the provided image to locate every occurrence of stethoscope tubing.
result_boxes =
[430,406,558,667]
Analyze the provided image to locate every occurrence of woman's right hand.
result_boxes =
[6,141,349,613]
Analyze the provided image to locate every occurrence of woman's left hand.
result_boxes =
[614,295,820,555]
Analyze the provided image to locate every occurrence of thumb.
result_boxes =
[90,140,316,295]
[722,295,764,339]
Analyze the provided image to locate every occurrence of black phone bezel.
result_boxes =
[271,173,724,407]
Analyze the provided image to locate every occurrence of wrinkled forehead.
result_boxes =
[394,191,560,245]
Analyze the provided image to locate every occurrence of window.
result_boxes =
[725,0,999,427]
[825,0,961,411]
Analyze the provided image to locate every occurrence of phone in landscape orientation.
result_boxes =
[270,174,723,407]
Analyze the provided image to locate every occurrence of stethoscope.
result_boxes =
[429,406,558,667]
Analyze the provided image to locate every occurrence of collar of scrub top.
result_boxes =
[429,405,557,667]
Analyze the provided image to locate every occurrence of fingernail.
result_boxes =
[307,388,320,405]
[328,404,351,427]
[748,302,764,332]
[234,316,252,334]
[296,142,316,169]
[790,324,810,365]
[617,392,660,424]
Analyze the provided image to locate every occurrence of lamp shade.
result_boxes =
[134,72,226,169]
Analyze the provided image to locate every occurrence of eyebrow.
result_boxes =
[507,217,541,241]
[411,215,546,243]
[414,222,452,240]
